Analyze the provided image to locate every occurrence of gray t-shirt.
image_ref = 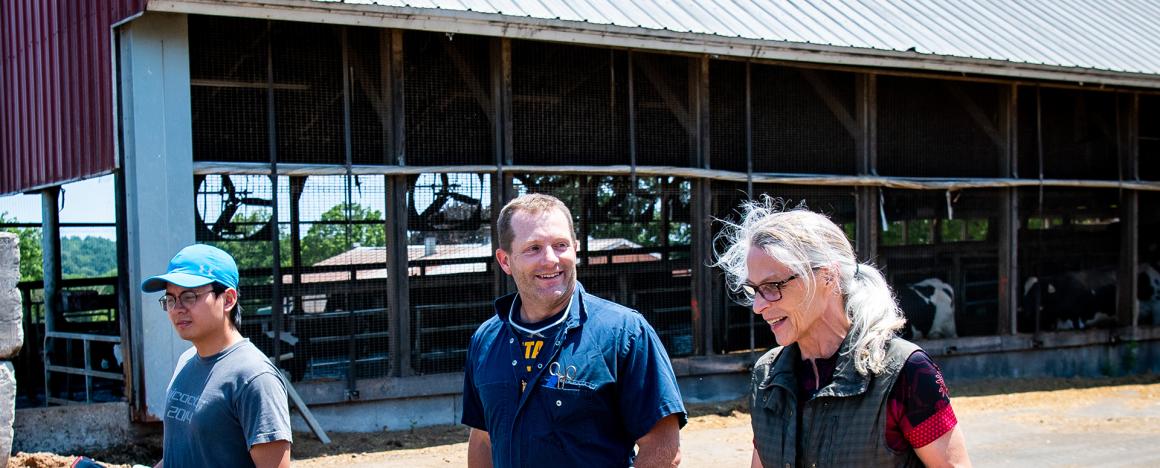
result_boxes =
[162,339,292,467]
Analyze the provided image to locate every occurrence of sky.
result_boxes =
[0,174,117,239]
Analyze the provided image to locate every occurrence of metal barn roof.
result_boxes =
[149,0,1160,88]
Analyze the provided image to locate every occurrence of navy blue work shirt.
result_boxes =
[461,283,687,467]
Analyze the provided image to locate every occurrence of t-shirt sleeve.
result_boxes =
[886,350,957,451]
[237,371,293,448]
[617,320,688,441]
[461,340,487,430]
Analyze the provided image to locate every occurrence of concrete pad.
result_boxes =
[291,394,462,433]
[12,402,135,453]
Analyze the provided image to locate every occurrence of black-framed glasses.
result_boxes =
[741,274,801,303]
[159,289,216,312]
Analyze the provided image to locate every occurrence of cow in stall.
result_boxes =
[897,278,958,340]
[1020,268,1118,333]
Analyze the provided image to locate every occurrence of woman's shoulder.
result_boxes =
[885,336,922,358]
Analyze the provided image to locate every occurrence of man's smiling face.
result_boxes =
[496,208,578,320]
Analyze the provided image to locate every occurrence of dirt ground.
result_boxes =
[8,374,1160,467]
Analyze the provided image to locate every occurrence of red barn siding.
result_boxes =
[0,0,147,195]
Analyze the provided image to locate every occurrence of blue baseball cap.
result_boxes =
[140,244,239,293]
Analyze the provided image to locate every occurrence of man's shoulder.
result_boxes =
[467,314,506,349]
[217,340,282,380]
[580,291,640,323]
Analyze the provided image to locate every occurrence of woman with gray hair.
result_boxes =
[714,197,970,467]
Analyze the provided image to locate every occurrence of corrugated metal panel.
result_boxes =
[271,0,1160,78]
[0,0,147,196]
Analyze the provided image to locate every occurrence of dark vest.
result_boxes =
[750,336,922,468]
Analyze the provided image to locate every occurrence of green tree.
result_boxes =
[0,212,44,281]
[61,236,117,278]
[208,211,292,277]
[301,203,385,266]
[588,177,691,247]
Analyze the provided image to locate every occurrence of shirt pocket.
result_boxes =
[538,384,599,424]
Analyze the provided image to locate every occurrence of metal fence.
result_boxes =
[15,277,123,408]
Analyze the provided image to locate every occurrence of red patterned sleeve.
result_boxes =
[885,350,958,451]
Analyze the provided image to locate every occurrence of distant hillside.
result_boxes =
[62,236,117,278]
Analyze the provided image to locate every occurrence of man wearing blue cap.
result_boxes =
[141,244,292,468]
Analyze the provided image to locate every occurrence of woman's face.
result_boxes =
[745,245,822,346]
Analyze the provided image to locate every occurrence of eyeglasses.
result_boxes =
[741,274,801,303]
[159,289,216,312]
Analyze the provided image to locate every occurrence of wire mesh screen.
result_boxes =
[1017,187,1121,333]
[194,174,392,382]
[1141,190,1160,326]
[879,189,1000,338]
[196,174,284,275]
[408,173,494,374]
[513,174,695,357]
[752,65,856,175]
[1017,87,1119,180]
[189,15,269,163]
[878,77,1003,178]
[404,32,494,166]
[710,182,857,352]
[196,172,281,368]
[511,41,629,165]
[710,181,771,354]
[1142,95,1160,181]
[348,27,391,166]
[283,175,390,381]
[709,59,747,172]
[633,53,695,167]
[271,22,344,164]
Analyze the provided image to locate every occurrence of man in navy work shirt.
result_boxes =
[462,193,687,467]
[141,244,292,467]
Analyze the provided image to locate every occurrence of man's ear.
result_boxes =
[496,249,513,275]
[222,288,239,312]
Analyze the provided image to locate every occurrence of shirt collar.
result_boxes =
[509,294,572,337]
[758,332,870,398]
[494,282,588,332]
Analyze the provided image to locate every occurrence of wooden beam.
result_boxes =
[801,68,859,140]
[855,73,878,262]
[1118,92,1140,328]
[998,84,1019,335]
[943,81,1004,149]
[635,53,694,135]
[386,31,413,377]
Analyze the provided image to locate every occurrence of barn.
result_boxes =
[3,0,1159,440]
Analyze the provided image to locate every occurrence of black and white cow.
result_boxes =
[1022,264,1160,332]
[1020,270,1117,333]
[897,278,957,340]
